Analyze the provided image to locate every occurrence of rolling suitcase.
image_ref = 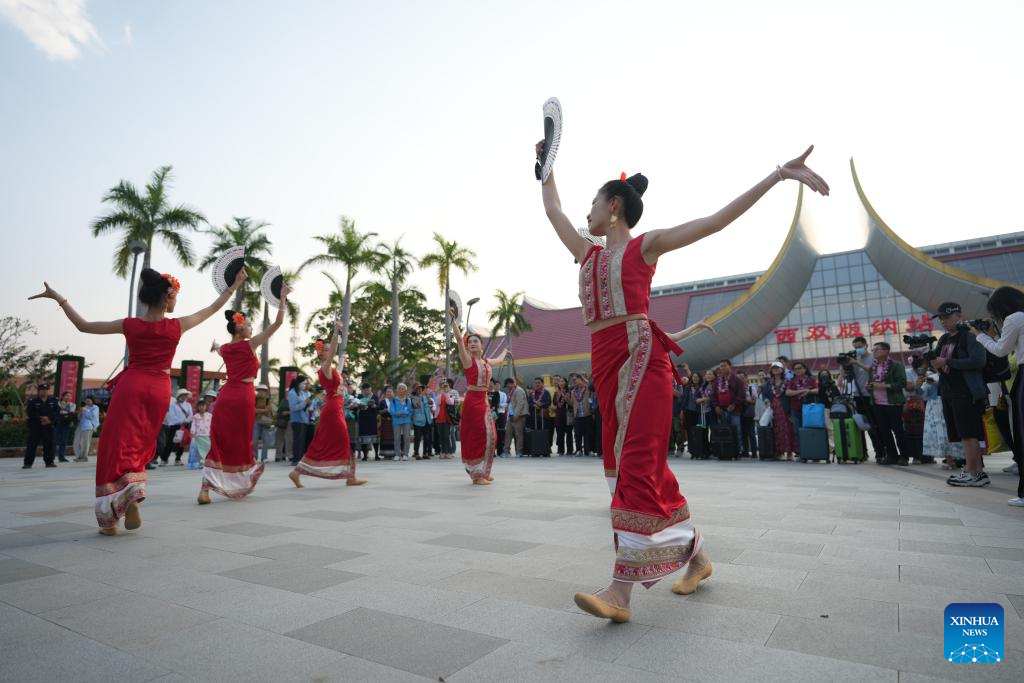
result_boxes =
[709,425,738,460]
[757,425,775,460]
[524,414,551,457]
[798,427,829,463]
[832,417,865,463]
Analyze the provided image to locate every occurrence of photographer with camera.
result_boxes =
[865,341,910,466]
[836,336,884,458]
[972,286,1024,506]
[929,302,989,487]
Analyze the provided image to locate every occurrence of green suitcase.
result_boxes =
[833,417,865,463]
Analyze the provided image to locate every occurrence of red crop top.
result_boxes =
[578,234,656,325]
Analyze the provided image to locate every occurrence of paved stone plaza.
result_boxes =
[1,453,1023,683]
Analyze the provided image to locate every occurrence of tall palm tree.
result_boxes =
[487,290,532,357]
[298,216,385,354]
[91,165,205,276]
[379,237,415,382]
[419,232,478,377]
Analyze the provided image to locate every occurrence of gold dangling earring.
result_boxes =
[610,213,618,230]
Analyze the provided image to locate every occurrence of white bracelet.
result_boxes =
[775,165,784,182]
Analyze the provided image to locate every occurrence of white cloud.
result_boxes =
[122,21,131,45]
[0,0,102,61]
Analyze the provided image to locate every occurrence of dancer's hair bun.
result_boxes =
[138,268,172,306]
[626,173,648,197]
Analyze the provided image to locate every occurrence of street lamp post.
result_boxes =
[123,240,148,369]
[465,297,480,331]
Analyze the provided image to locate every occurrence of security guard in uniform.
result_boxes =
[24,383,59,469]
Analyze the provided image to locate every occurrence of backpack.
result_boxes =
[984,352,1011,383]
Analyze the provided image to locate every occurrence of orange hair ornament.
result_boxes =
[161,273,181,292]
[231,312,245,326]
[314,340,325,352]
[619,172,627,181]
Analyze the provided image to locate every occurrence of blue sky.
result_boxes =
[2,0,1022,376]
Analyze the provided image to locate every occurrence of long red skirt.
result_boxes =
[293,396,355,479]
[461,390,496,482]
[590,319,702,586]
[95,369,168,529]
[202,381,264,498]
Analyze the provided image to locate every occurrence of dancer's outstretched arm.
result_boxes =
[668,320,716,343]
[249,283,291,349]
[487,348,511,366]
[642,146,829,263]
[536,141,590,263]
[28,283,123,334]
[322,318,342,375]
[179,270,248,333]
[450,311,473,369]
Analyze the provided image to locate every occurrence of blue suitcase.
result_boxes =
[798,428,829,463]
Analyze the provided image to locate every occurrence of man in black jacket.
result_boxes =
[24,383,59,469]
[930,302,989,487]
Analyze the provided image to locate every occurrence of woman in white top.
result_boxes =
[973,285,1024,506]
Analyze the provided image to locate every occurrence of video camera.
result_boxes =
[965,319,992,332]
[835,350,857,364]
[903,333,938,368]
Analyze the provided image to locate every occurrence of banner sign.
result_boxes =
[180,361,203,407]
[54,355,85,404]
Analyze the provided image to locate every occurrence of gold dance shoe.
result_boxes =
[573,592,630,623]
[671,561,713,595]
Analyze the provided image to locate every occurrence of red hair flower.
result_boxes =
[314,340,325,352]
[161,273,181,292]
[232,312,245,326]
[619,172,627,181]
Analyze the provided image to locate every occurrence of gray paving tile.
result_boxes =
[15,521,95,536]
[424,533,540,555]
[0,558,62,584]
[173,582,357,634]
[766,615,1023,682]
[312,575,486,619]
[218,559,363,594]
[616,626,897,683]
[1008,594,1024,620]
[0,572,123,613]
[134,617,345,681]
[432,569,589,610]
[898,515,964,526]
[731,549,897,581]
[481,507,577,521]
[0,531,58,551]
[207,521,300,537]
[287,607,508,678]
[40,592,218,648]
[449,641,681,683]
[246,542,366,566]
[986,558,1024,577]
[898,538,1024,561]
[899,563,1024,594]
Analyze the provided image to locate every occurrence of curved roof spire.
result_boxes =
[850,159,1013,318]
[676,185,819,370]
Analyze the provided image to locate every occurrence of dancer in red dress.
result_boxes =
[450,313,510,484]
[537,140,828,622]
[29,268,246,534]
[198,284,291,504]
[289,320,367,488]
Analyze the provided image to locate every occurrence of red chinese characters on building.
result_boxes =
[870,319,899,336]
[905,315,934,333]
[774,327,799,344]
[835,322,864,339]
[805,325,830,340]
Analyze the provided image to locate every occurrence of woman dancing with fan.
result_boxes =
[197,284,291,504]
[450,311,510,484]
[289,319,367,488]
[29,268,247,534]
[536,137,829,622]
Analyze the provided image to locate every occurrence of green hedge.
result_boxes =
[0,420,83,447]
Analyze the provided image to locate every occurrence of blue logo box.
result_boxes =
[944,603,1004,663]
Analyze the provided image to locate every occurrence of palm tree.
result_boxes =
[379,237,415,382]
[419,232,478,377]
[298,217,385,354]
[487,290,532,357]
[91,165,205,276]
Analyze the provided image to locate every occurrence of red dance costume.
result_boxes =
[202,340,264,498]
[579,235,703,585]
[460,358,496,482]
[293,367,356,479]
[95,318,181,529]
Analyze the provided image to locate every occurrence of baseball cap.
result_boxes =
[931,302,962,318]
